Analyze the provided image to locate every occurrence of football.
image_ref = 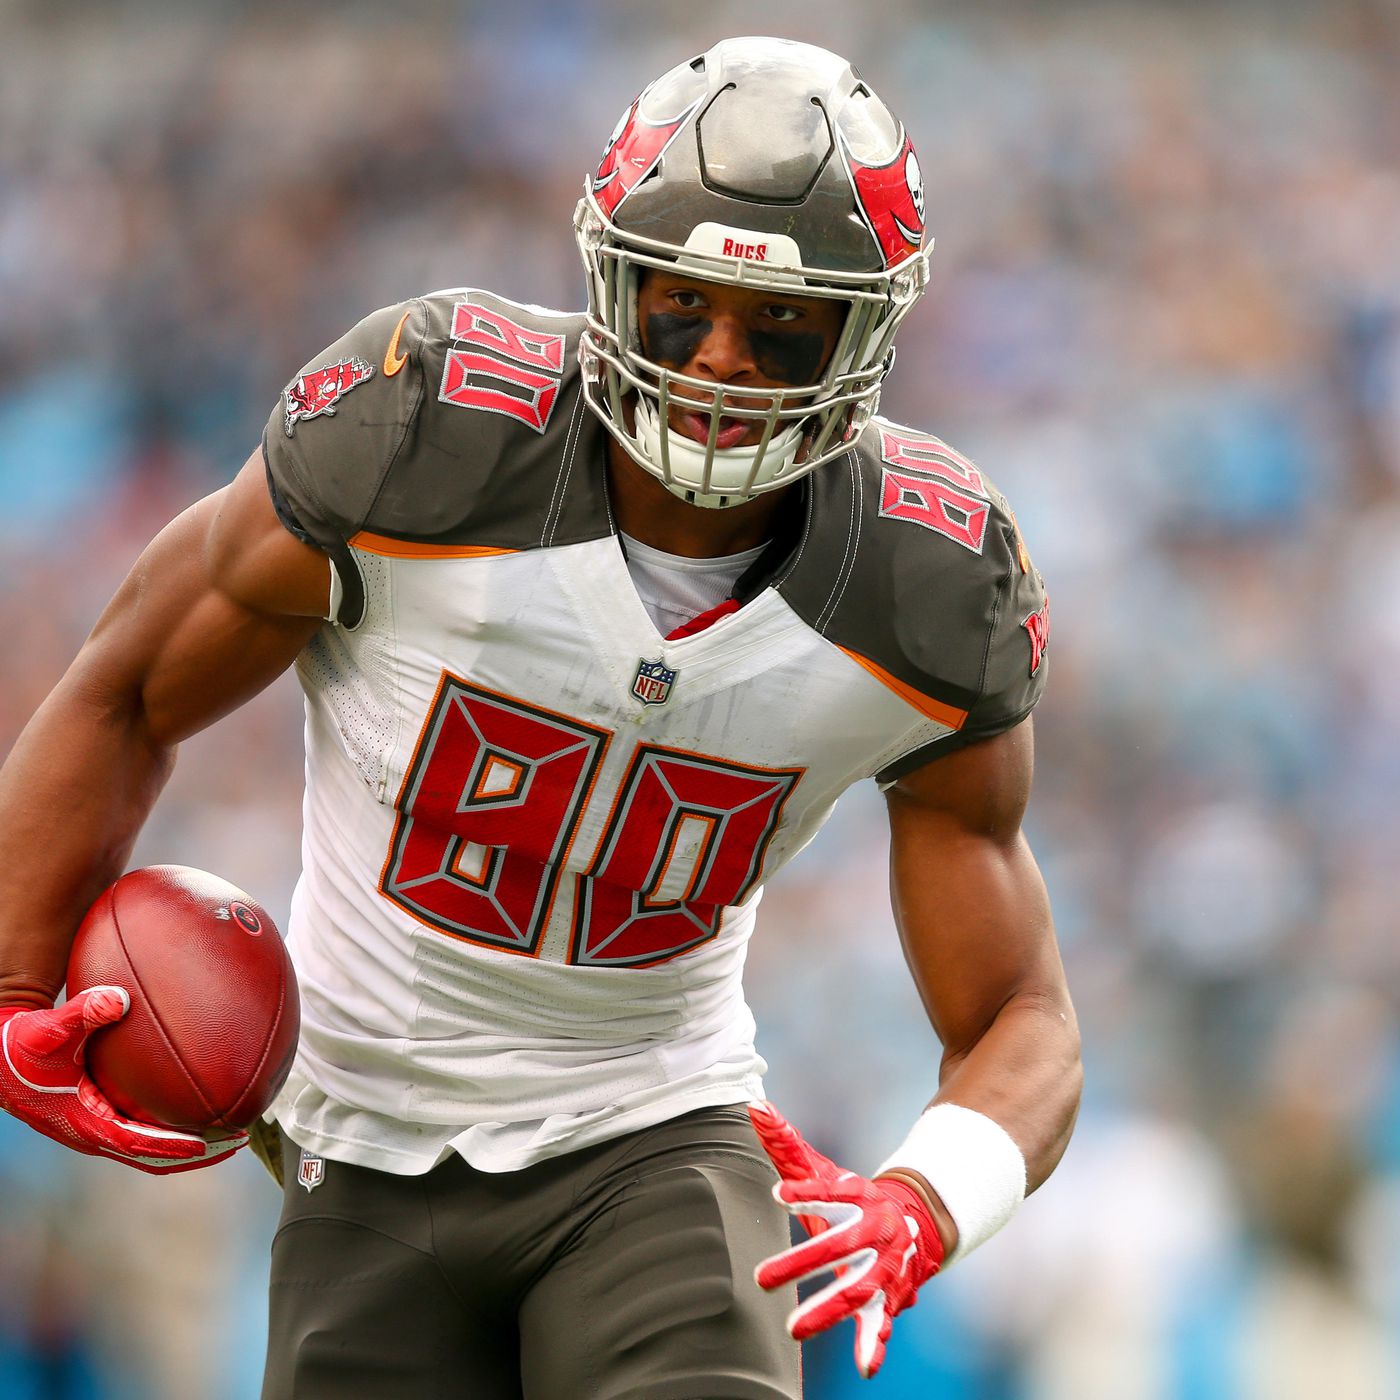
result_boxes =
[66,865,300,1133]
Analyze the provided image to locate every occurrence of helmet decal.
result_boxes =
[592,91,702,220]
[840,132,925,269]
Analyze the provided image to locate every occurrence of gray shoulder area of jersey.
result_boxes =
[776,421,1048,742]
[261,288,611,556]
[261,294,1047,740]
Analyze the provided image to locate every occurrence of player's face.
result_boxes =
[636,271,846,450]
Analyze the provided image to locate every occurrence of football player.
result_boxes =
[0,37,1080,1396]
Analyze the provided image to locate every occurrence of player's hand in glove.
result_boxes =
[0,987,246,1174]
[749,1099,945,1380]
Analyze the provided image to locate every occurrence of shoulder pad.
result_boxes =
[263,290,609,560]
[264,299,427,553]
[779,418,1048,743]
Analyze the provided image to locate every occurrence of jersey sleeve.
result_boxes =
[262,299,428,558]
[966,513,1048,740]
[876,508,1049,783]
[780,421,1052,785]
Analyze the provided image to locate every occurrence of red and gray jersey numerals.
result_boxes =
[779,417,1047,751]
[380,675,803,969]
[438,300,567,433]
[382,678,608,956]
[573,746,800,967]
[875,426,992,553]
[265,292,606,561]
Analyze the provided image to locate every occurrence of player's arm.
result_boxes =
[0,451,327,1171]
[0,449,327,1009]
[881,715,1079,1220]
[751,717,1080,1377]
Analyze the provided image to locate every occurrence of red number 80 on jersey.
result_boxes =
[379,675,803,968]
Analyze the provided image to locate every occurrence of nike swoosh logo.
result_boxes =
[383,311,411,377]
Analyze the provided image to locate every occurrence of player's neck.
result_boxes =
[605,443,794,559]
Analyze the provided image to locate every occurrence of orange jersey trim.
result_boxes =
[837,647,968,731]
[349,531,517,560]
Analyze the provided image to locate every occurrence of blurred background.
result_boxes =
[3,0,1400,1395]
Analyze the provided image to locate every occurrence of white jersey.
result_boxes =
[262,289,1048,1174]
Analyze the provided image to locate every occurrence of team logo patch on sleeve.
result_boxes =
[631,658,677,706]
[1022,596,1050,676]
[283,356,375,436]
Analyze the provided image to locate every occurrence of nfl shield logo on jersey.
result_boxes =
[631,658,677,706]
[297,1148,326,1193]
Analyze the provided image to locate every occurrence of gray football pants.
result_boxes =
[261,1105,802,1399]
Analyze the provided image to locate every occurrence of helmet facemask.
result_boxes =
[577,197,928,507]
[575,38,932,509]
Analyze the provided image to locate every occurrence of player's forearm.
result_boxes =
[931,986,1081,1192]
[0,676,175,1007]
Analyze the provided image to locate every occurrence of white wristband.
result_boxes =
[876,1103,1027,1266]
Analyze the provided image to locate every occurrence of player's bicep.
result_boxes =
[205,449,333,619]
[66,451,329,747]
[884,720,1064,1056]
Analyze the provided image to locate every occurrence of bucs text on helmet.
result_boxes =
[575,35,931,508]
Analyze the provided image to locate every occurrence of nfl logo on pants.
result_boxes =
[631,658,676,706]
[298,1149,325,1193]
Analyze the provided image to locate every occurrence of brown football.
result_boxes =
[66,865,300,1132]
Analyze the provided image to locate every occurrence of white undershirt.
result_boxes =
[619,532,766,637]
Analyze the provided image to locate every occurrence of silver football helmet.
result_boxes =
[575,36,932,508]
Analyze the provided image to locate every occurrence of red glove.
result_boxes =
[0,987,246,1174]
[749,1100,944,1379]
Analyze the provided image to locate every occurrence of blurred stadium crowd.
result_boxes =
[3,1,1400,1396]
